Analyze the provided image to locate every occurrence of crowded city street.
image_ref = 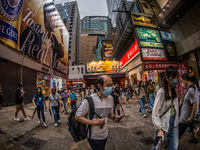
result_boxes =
[1,0,200,150]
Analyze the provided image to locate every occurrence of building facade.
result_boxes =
[56,2,81,66]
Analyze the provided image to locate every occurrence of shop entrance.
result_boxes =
[131,74,137,85]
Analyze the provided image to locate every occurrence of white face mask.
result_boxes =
[38,90,41,93]
[182,83,187,88]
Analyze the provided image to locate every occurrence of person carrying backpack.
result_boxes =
[75,75,121,150]
[32,87,47,127]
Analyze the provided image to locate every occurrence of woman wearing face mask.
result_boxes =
[147,80,155,113]
[137,81,147,118]
[32,87,47,127]
[152,66,179,150]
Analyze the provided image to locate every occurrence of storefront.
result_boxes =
[53,70,67,91]
[37,72,50,99]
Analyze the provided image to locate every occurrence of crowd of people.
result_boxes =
[0,65,199,150]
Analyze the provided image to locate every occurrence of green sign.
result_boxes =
[136,28,163,48]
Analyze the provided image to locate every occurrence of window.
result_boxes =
[69,56,71,59]
[69,50,71,54]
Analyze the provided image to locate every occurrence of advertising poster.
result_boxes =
[87,61,120,72]
[131,12,156,28]
[141,48,166,60]
[103,43,114,60]
[160,31,173,41]
[69,65,85,80]
[138,0,161,16]
[120,41,140,68]
[0,0,69,74]
[148,70,154,82]
[0,0,25,50]
[136,28,163,48]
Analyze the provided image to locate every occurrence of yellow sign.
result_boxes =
[87,60,120,72]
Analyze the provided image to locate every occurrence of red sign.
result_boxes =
[120,41,140,68]
[144,63,178,70]
[177,62,187,99]
[148,70,155,81]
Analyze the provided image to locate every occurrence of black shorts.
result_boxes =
[179,121,195,139]
[87,138,107,150]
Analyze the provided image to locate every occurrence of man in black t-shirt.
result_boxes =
[14,84,30,121]
[111,83,120,115]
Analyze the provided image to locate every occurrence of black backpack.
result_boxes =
[67,96,100,142]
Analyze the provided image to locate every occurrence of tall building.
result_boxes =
[56,2,81,66]
[81,16,112,65]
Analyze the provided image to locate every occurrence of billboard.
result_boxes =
[141,48,166,61]
[136,28,163,48]
[131,12,156,28]
[0,0,69,74]
[69,65,85,80]
[87,61,120,72]
[103,43,114,60]
[160,31,173,41]
[120,41,140,68]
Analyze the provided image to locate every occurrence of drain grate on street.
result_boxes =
[22,137,46,150]
[139,137,154,146]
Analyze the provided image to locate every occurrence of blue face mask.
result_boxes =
[170,79,178,88]
[103,87,112,96]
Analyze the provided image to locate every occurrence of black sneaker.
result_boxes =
[189,138,199,143]
[194,120,199,125]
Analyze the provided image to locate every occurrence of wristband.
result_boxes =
[113,116,116,121]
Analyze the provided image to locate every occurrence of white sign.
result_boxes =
[69,65,85,80]
[141,48,166,61]
[160,31,173,41]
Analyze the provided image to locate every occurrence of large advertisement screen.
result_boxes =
[87,61,120,72]
[136,28,163,48]
[103,43,114,60]
[69,65,85,80]
[0,0,69,74]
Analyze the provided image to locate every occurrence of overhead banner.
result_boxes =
[144,63,178,70]
[141,48,166,61]
[69,65,85,80]
[136,28,163,48]
[0,0,69,74]
[131,12,156,28]
[120,41,140,68]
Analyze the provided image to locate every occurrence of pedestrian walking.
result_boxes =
[32,87,47,127]
[147,80,155,113]
[179,73,198,143]
[111,83,120,116]
[0,84,3,109]
[125,85,130,103]
[75,75,121,150]
[69,89,77,110]
[49,88,62,127]
[14,84,30,121]
[152,66,179,150]
[119,86,125,104]
[137,81,147,118]
[61,90,69,115]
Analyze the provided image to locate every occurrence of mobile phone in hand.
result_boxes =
[118,115,125,121]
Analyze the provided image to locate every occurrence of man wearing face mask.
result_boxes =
[75,75,120,150]
[179,73,198,143]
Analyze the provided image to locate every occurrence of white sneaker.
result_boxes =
[55,123,58,127]
[24,117,30,121]
[38,120,41,124]
[44,123,48,127]
[14,118,20,121]
[58,120,61,123]
[143,114,147,118]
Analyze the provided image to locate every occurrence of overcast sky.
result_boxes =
[54,0,108,19]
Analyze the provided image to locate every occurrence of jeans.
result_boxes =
[87,138,107,150]
[138,96,145,115]
[149,93,154,110]
[120,92,124,103]
[51,106,60,123]
[37,106,45,122]
[152,115,178,150]
[62,100,68,112]
[125,92,129,102]
[71,102,76,110]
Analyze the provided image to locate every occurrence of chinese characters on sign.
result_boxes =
[177,62,187,98]
[120,41,140,68]
[144,63,178,70]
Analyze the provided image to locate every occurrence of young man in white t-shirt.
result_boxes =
[75,75,121,150]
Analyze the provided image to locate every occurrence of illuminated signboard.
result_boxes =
[136,28,163,48]
[120,41,140,68]
[160,31,173,41]
[87,61,120,72]
[141,48,166,61]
